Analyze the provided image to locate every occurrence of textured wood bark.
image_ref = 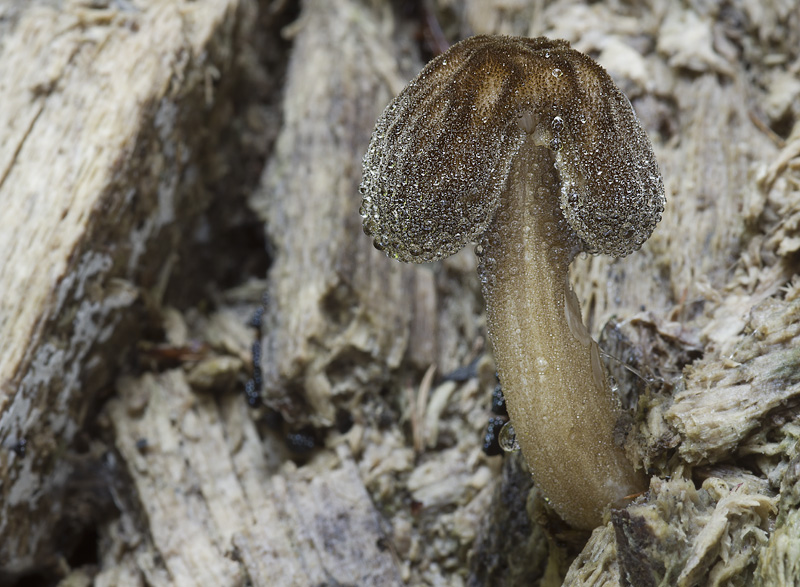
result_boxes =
[252,0,427,427]
[108,369,402,586]
[2,0,800,585]
[249,0,485,430]
[0,0,257,576]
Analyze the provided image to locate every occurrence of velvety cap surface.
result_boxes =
[360,35,665,262]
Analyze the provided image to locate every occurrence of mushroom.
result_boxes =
[359,35,664,530]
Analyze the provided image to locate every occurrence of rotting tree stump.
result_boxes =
[2,0,800,585]
[0,0,270,579]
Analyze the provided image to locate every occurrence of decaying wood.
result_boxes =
[249,0,485,430]
[251,0,430,426]
[2,0,800,585]
[108,367,401,586]
[0,0,260,577]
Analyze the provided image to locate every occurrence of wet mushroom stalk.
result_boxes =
[359,35,665,530]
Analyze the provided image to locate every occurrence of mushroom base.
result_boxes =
[479,140,646,530]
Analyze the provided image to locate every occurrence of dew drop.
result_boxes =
[552,68,563,78]
[499,422,520,452]
[552,116,564,131]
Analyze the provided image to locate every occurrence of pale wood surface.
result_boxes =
[1,0,799,585]
[0,0,249,575]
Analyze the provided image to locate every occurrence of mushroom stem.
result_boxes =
[480,138,645,530]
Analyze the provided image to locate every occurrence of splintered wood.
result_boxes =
[3,0,800,585]
[108,371,401,586]
[0,0,248,572]
[249,0,443,428]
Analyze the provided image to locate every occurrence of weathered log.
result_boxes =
[3,0,800,585]
[0,0,262,575]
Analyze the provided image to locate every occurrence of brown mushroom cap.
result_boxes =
[360,35,665,262]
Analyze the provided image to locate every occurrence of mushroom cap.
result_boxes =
[360,35,665,263]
